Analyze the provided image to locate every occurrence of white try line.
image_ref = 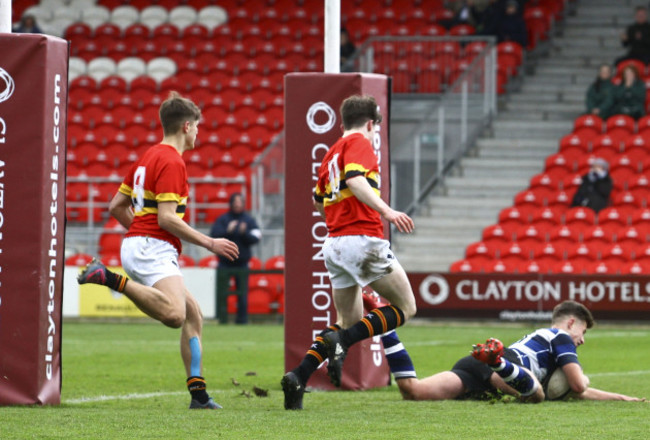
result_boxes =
[65,391,187,404]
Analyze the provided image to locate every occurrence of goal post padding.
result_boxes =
[284,73,392,390]
[0,34,68,405]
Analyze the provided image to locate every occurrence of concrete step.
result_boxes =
[476,138,556,149]
[444,176,529,197]
[477,145,554,161]
[491,120,572,138]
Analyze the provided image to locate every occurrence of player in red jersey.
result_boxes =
[77,92,239,409]
[282,94,417,409]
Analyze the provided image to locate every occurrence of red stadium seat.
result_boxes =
[621,260,650,274]
[518,259,552,274]
[552,260,587,275]
[482,224,511,244]
[618,225,648,246]
[586,260,621,275]
[582,225,615,246]
[465,241,496,263]
[450,258,481,273]
[485,259,516,273]
[592,133,625,156]
[529,172,562,191]
[177,254,196,267]
[498,206,530,228]
[65,253,94,266]
[606,114,636,137]
[514,224,545,254]
[545,153,575,174]
[598,206,633,227]
[559,133,591,158]
[572,114,603,139]
[601,242,635,262]
[530,207,563,230]
[198,255,218,268]
[533,241,565,261]
[496,41,523,75]
[564,206,596,228]
[515,188,547,208]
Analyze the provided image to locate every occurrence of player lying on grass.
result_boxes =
[366,296,645,402]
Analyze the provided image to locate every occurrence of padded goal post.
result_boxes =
[284,73,392,390]
[0,34,68,405]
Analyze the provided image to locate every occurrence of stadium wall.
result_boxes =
[62,268,650,321]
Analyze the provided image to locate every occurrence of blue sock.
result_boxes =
[189,336,201,377]
[492,358,538,396]
[380,330,416,379]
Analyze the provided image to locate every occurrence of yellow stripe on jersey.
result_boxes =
[157,192,186,204]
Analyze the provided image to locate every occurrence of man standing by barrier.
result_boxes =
[210,193,262,324]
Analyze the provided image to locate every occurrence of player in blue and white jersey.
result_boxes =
[372,298,644,402]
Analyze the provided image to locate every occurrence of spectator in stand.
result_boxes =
[496,0,528,48]
[616,6,650,65]
[13,14,42,33]
[585,64,615,119]
[209,193,261,324]
[474,0,501,36]
[340,28,357,72]
[612,64,646,119]
[571,158,612,214]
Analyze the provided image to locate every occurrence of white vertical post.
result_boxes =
[461,80,468,146]
[0,0,11,33]
[438,106,445,178]
[413,135,420,208]
[324,0,340,73]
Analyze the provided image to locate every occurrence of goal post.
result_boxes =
[0,34,68,405]
[284,73,392,390]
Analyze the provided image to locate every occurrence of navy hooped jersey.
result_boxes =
[508,328,579,382]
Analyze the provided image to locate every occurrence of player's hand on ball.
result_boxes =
[211,238,239,261]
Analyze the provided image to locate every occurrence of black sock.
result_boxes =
[292,324,341,385]
[339,305,405,348]
[105,269,128,292]
[187,376,210,404]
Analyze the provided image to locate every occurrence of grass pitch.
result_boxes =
[2,320,650,439]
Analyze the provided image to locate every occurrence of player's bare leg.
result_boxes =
[397,372,467,401]
[182,290,221,409]
[77,259,186,328]
[323,266,417,387]
[368,262,417,320]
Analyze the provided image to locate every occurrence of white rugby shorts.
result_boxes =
[121,236,183,286]
[323,235,397,289]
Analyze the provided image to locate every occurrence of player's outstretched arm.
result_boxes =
[346,176,414,233]
[572,387,646,402]
[158,202,239,261]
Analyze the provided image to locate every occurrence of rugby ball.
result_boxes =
[544,368,571,401]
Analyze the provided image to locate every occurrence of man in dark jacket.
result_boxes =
[571,158,613,214]
[616,6,650,65]
[210,193,261,324]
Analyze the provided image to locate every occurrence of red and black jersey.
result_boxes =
[118,143,188,254]
[313,133,383,238]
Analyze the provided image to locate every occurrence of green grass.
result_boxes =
[2,321,650,439]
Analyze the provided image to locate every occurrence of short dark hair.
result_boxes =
[552,301,594,329]
[340,95,382,130]
[159,91,201,136]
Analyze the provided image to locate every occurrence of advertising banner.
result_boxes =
[0,35,68,405]
[284,73,391,390]
[410,272,650,321]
